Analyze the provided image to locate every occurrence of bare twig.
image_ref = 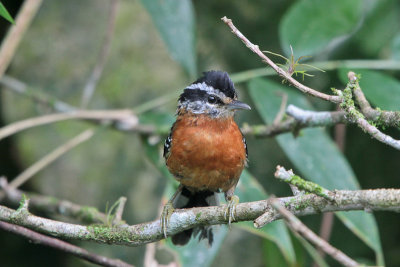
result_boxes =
[0,0,43,78]
[270,198,359,267]
[0,75,75,112]
[313,104,347,266]
[81,0,119,108]
[221,16,342,103]
[1,187,400,246]
[273,93,288,125]
[113,197,127,224]
[286,105,346,126]
[7,129,94,190]
[0,110,137,141]
[0,221,133,267]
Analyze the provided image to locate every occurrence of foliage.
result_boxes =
[0,2,14,24]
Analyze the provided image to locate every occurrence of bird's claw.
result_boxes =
[160,201,175,238]
[224,195,239,227]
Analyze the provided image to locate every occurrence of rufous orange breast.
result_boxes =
[166,112,247,192]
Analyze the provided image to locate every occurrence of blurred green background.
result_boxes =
[0,0,400,266]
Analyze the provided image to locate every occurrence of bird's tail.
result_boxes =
[171,186,218,246]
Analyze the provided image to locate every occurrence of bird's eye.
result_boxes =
[207,95,217,104]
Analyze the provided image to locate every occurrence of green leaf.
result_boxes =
[338,69,400,110]
[140,0,197,77]
[262,239,290,267]
[0,2,14,24]
[392,33,400,60]
[248,78,384,266]
[279,0,365,56]
[353,0,400,57]
[295,234,330,267]
[236,170,296,266]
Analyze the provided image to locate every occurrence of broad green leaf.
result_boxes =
[392,33,400,60]
[280,0,365,56]
[354,0,400,57]
[263,239,290,267]
[0,3,14,24]
[339,69,400,110]
[141,0,197,77]
[248,78,384,265]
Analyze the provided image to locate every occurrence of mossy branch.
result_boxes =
[274,166,334,201]
[1,187,400,246]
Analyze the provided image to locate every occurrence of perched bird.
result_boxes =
[162,70,251,245]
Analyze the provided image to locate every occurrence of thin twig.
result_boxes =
[273,93,288,125]
[0,110,137,141]
[0,75,76,112]
[285,105,346,126]
[270,198,359,267]
[230,59,400,84]
[7,129,94,191]
[0,0,43,78]
[1,188,400,246]
[113,197,127,224]
[313,104,346,266]
[81,0,119,108]
[221,16,342,103]
[274,166,334,201]
[0,221,133,267]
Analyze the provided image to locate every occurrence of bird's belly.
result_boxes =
[166,117,246,192]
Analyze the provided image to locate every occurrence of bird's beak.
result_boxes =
[227,100,251,110]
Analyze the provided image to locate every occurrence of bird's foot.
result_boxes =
[160,201,175,238]
[224,195,239,227]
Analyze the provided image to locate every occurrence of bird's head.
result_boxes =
[178,71,251,118]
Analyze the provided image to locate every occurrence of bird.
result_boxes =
[161,70,251,246]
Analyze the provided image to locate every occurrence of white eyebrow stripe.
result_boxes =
[185,82,227,99]
[186,82,214,92]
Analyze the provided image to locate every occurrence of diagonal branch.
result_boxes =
[0,0,43,78]
[1,129,94,195]
[338,72,400,150]
[270,198,359,267]
[0,221,133,267]
[221,16,342,103]
[81,0,119,108]
[0,110,138,141]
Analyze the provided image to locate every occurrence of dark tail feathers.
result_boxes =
[171,187,218,246]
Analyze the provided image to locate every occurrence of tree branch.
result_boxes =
[337,73,400,150]
[4,129,93,191]
[0,221,133,267]
[1,187,399,246]
[221,16,342,103]
[0,110,138,141]
[81,0,119,108]
[0,0,43,78]
[270,198,359,267]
